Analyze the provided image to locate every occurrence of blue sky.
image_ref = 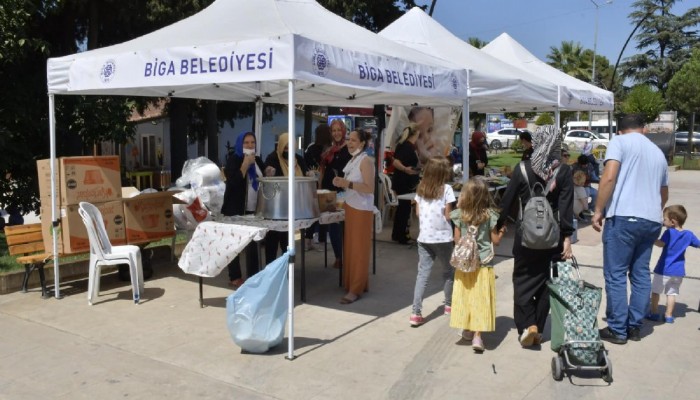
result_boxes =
[418,0,695,68]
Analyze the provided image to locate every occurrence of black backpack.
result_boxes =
[518,162,560,249]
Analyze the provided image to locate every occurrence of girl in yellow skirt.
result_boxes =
[449,178,505,352]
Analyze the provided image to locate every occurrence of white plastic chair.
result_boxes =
[78,202,144,305]
[379,173,399,225]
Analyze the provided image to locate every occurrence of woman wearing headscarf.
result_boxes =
[495,125,574,348]
[320,120,352,268]
[332,130,375,304]
[263,133,308,264]
[221,132,265,287]
[469,131,488,176]
[391,123,421,244]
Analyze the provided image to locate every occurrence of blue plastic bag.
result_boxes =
[226,252,289,353]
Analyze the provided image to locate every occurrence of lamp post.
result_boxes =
[588,0,612,130]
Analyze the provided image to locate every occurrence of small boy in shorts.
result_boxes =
[646,205,699,323]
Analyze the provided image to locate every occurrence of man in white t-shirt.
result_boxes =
[592,114,669,344]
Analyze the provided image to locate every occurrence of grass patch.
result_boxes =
[0,232,22,273]
[486,150,582,169]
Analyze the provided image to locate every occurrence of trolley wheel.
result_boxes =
[551,356,564,381]
[601,359,613,383]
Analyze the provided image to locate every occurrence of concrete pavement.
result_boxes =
[1,170,699,400]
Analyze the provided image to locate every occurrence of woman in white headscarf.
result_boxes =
[496,125,574,348]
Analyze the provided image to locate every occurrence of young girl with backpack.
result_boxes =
[450,178,505,352]
[409,157,456,327]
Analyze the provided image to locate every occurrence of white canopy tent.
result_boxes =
[46,0,469,359]
[379,7,560,174]
[380,8,559,113]
[481,33,614,129]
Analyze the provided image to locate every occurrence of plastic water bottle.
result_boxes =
[571,218,578,244]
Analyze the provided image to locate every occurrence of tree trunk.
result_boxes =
[304,106,313,150]
[206,100,219,165]
[169,99,188,182]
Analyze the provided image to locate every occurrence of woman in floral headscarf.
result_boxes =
[495,125,574,348]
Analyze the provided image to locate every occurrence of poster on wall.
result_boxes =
[486,113,513,133]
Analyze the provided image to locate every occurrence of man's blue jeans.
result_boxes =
[602,216,661,337]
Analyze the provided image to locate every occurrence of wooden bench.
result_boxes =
[4,223,55,298]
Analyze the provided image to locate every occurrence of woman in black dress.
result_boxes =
[263,133,308,264]
[320,119,352,268]
[303,124,332,250]
[495,125,574,347]
[221,131,265,288]
[391,123,421,244]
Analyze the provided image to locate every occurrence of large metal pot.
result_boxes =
[255,177,320,220]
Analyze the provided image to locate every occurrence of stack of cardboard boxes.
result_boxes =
[38,156,178,254]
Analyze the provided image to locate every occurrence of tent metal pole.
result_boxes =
[48,94,61,299]
[254,99,263,154]
[461,70,470,183]
[286,80,296,360]
[556,107,561,137]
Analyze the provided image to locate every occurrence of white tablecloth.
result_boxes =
[220,215,318,231]
[179,209,384,278]
[222,210,382,232]
[178,221,268,278]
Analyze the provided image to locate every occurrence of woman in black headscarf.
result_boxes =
[221,132,265,288]
[496,125,574,348]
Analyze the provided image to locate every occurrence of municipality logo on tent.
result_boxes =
[311,48,330,77]
[451,76,460,93]
[100,59,117,83]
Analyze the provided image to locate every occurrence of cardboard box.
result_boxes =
[37,156,122,205]
[122,192,179,244]
[37,158,59,202]
[40,200,126,254]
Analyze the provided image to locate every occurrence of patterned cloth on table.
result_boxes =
[178,221,268,277]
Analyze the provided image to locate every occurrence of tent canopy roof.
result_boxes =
[481,33,614,111]
[380,8,559,112]
[47,0,468,107]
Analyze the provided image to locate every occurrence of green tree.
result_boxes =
[535,113,555,126]
[0,1,52,214]
[467,37,487,49]
[621,85,666,123]
[667,48,700,126]
[0,1,217,213]
[622,0,700,99]
[547,41,591,81]
[318,0,422,32]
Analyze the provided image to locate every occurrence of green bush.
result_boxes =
[535,113,554,125]
[510,139,524,152]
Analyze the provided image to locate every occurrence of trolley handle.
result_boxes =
[550,255,582,282]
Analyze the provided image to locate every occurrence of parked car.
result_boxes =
[674,131,700,153]
[486,128,532,150]
[562,129,609,152]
